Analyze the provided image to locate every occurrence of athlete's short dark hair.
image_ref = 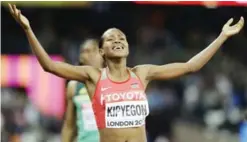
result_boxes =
[99,36,104,49]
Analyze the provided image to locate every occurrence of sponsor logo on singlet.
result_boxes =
[102,90,149,128]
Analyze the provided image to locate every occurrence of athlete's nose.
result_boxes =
[114,40,121,44]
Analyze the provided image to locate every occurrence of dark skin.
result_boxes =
[8,3,244,142]
[61,80,77,142]
[61,40,103,142]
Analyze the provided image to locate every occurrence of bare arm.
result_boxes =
[137,17,244,81]
[8,4,91,81]
[25,28,91,81]
[61,81,77,142]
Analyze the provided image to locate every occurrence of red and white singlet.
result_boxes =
[92,68,149,129]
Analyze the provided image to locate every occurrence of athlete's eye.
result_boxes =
[106,39,113,41]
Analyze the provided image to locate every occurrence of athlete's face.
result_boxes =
[100,28,129,58]
[79,40,103,68]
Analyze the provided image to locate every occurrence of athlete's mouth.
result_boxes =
[112,45,124,51]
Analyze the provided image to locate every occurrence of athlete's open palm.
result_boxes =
[222,17,244,37]
[8,3,30,30]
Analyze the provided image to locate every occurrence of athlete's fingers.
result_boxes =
[237,16,244,28]
[13,4,18,17]
[18,10,21,20]
[8,3,14,15]
[232,17,244,30]
[225,18,233,26]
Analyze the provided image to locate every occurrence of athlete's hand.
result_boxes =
[221,17,244,38]
[8,3,30,30]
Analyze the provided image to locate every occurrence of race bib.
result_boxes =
[105,101,149,128]
[81,103,98,131]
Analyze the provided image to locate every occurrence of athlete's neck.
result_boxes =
[106,58,128,82]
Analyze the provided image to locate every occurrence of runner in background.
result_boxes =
[61,39,103,142]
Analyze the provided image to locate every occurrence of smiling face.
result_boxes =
[99,28,129,59]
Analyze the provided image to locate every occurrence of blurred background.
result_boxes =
[1,1,247,142]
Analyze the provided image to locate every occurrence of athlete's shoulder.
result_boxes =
[67,80,78,87]
[80,66,101,79]
[66,80,78,99]
[131,65,152,87]
[88,66,102,73]
[87,67,102,83]
[131,64,152,74]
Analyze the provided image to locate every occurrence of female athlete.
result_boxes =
[8,4,244,142]
[62,39,103,142]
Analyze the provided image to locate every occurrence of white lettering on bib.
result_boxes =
[81,103,98,131]
[105,101,149,128]
[101,91,146,105]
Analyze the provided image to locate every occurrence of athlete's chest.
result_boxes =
[99,81,146,104]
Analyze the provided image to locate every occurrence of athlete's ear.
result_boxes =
[99,48,105,57]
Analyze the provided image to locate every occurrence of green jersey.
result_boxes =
[73,82,99,142]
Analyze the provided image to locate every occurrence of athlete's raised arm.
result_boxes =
[61,81,77,142]
[135,17,244,82]
[8,3,91,81]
